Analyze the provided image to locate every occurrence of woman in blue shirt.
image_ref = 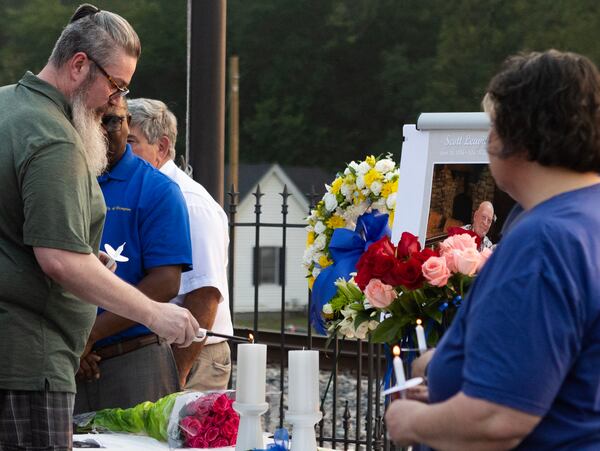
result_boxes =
[386,50,600,450]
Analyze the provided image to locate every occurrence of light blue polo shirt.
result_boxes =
[95,145,192,346]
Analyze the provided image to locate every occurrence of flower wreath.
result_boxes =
[304,154,399,331]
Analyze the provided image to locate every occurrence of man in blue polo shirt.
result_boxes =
[74,98,193,413]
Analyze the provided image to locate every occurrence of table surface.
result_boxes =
[74,433,333,450]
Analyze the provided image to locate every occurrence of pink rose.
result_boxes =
[189,435,208,448]
[439,234,477,255]
[421,256,451,287]
[364,278,397,308]
[211,438,230,447]
[443,249,457,273]
[189,397,211,418]
[477,247,493,272]
[204,426,219,442]
[222,419,238,440]
[180,416,202,439]
[454,248,481,276]
[212,393,230,415]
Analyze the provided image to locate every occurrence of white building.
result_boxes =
[227,163,331,314]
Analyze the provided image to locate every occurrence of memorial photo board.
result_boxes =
[392,113,515,246]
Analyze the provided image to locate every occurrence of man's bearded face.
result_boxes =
[70,74,108,176]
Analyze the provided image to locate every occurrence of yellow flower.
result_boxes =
[344,173,355,184]
[388,210,395,226]
[306,231,315,246]
[319,254,333,268]
[326,215,345,229]
[308,276,315,289]
[381,180,398,198]
[330,177,343,195]
[364,168,383,187]
[366,155,377,167]
[353,192,366,205]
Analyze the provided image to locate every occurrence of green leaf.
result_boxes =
[370,317,402,344]
[424,307,443,324]
[349,302,365,312]
[353,309,372,328]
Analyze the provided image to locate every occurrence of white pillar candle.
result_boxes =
[236,343,267,404]
[288,350,320,413]
[415,319,427,355]
[392,345,406,386]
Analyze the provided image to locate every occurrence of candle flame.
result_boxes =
[248,333,255,343]
[416,319,422,326]
[393,345,400,358]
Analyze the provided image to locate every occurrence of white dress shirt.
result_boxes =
[161,160,233,344]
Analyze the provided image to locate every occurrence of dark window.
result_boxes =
[253,246,283,285]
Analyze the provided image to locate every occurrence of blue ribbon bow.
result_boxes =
[253,428,289,451]
[310,211,390,333]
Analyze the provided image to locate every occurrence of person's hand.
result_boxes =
[385,398,425,446]
[147,302,199,347]
[98,251,117,272]
[77,336,101,381]
[411,348,435,378]
[406,384,429,403]
[178,369,190,389]
[78,352,101,381]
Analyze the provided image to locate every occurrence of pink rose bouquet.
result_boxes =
[73,391,239,449]
[322,229,492,346]
[178,392,239,448]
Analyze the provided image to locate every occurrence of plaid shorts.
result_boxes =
[0,388,74,451]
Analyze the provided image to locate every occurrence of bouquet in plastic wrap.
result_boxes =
[74,391,239,448]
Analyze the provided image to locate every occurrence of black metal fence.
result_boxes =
[226,184,399,451]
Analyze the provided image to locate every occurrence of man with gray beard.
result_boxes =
[0,4,198,449]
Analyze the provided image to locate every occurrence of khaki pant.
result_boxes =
[184,341,231,392]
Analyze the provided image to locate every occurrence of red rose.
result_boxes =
[396,232,420,259]
[355,236,397,290]
[412,247,439,264]
[371,249,398,277]
[387,256,424,289]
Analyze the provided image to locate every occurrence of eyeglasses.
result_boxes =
[87,55,130,99]
[101,114,131,132]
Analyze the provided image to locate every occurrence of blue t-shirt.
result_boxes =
[428,184,600,450]
[95,145,193,346]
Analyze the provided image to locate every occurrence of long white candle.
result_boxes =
[392,346,406,386]
[288,350,319,413]
[415,319,427,355]
[236,343,267,404]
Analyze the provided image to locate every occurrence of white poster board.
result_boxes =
[391,112,491,245]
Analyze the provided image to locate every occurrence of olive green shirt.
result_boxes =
[0,72,106,393]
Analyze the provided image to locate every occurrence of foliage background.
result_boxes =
[1,0,598,168]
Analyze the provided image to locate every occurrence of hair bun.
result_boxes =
[70,3,100,23]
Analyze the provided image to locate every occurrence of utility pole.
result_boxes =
[187,0,226,205]
[229,55,239,191]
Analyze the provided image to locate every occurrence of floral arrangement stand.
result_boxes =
[233,401,269,451]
